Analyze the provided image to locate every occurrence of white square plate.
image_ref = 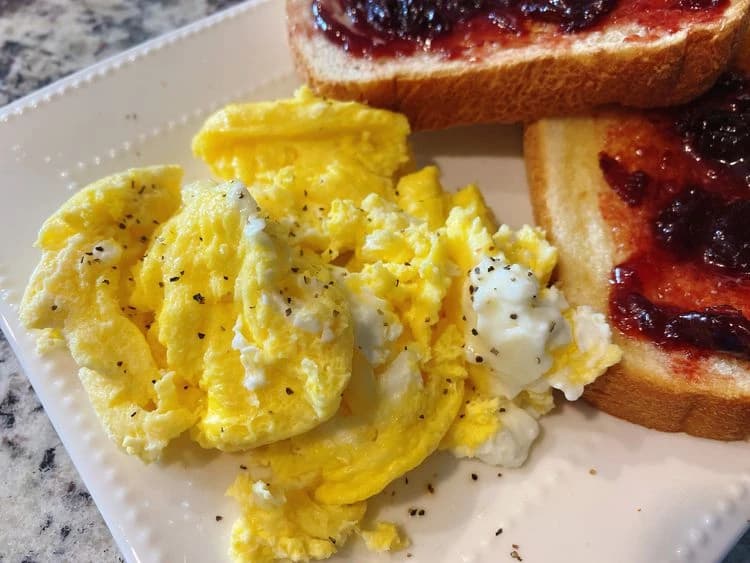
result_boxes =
[1,1,748,562]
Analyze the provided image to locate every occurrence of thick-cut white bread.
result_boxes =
[524,50,750,440]
[287,0,750,130]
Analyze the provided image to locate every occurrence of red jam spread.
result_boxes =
[600,72,750,360]
[311,0,726,58]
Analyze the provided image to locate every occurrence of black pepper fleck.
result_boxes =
[197,332,205,339]
[39,448,56,472]
[285,387,294,395]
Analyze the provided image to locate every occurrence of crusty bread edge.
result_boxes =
[524,120,750,441]
[287,0,750,129]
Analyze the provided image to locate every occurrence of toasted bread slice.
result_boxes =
[524,57,750,439]
[287,0,750,130]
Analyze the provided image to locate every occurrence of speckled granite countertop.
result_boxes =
[0,3,242,561]
[1,1,749,562]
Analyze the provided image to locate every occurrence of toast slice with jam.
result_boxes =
[286,0,750,129]
[524,41,750,439]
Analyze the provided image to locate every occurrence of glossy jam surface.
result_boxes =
[611,262,750,359]
[655,188,750,273]
[598,152,650,206]
[600,73,750,361]
[312,0,726,57]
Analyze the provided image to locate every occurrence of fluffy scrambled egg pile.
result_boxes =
[21,87,620,563]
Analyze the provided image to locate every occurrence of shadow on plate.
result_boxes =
[542,399,749,480]
[159,431,222,468]
[412,123,524,167]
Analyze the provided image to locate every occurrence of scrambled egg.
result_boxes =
[21,168,354,459]
[439,206,621,466]
[21,87,621,563]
